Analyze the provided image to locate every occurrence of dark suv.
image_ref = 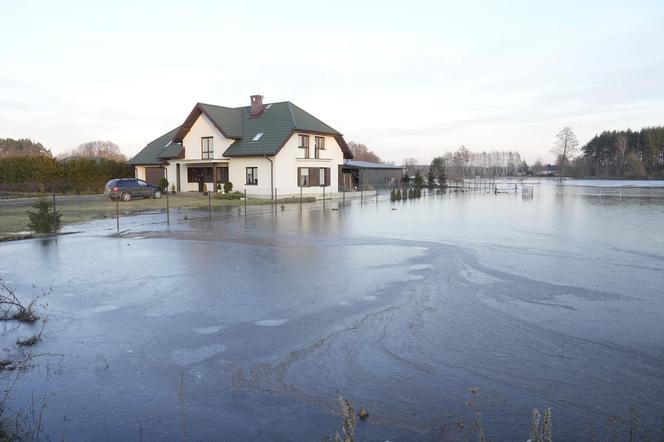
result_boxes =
[104,178,163,201]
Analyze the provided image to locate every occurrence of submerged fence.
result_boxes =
[0,179,539,237]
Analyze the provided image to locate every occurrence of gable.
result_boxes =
[182,113,233,159]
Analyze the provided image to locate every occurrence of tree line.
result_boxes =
[0,138,132,193]
[570,127,664,179]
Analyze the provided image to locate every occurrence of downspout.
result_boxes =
[264,154,274,200]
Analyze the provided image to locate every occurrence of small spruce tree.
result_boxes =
[414,170,424,189]
[27,197,61,233]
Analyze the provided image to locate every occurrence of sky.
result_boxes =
[1,0,663,164]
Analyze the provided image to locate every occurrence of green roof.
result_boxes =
[128,126,182,165]
[223,101,346,157]
[129,101,351,165]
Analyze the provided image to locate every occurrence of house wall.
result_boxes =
[182,113,233,161]
[165,120,345,197]
[164,162,178,191]
[228,156,274,197]
[272,132,344,196]
[134,166,146,180]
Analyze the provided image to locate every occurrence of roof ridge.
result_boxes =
[198,102,237,110]
[231,100,290,110]
[288,101,341,134]
[146,125,180,146]
[286,102,297,129]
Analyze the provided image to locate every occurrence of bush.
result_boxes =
[223,181,233,193]
[158,178,169,190]
[215,191,243,200]
[27,197,61,233]
[0,156,133,194]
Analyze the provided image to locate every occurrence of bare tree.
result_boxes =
[60,140,127,161]
[552,127,579,182]
[402,157,418,177]
[347,141,383,163]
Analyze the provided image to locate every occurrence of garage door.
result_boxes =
[145,167,165,186]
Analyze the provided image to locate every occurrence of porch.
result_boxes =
[171,160,230,193]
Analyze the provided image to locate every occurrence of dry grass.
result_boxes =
[528,408,553,442]
[333,395,356,442]
[0,280,47,324]
[16,320,46,348]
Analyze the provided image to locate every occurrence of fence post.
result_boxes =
[166,191,170,225]
[342,187,345,206]
[115,193,119,231]
[360,170,364,204]
[322,185,325,210]
[52,192,58,235]
[244,189,247,219]
[208,190,212,220]
[300,185,303,210]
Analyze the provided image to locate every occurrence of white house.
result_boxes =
[129,95,353,198]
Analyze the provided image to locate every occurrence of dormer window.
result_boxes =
[201,137,213,159]
[252,133,264,142]
[298,134,310,159]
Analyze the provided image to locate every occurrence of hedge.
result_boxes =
[0,156,134,194]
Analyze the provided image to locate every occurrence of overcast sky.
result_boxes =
[1,0,663,164]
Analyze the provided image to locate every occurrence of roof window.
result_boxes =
[252,133,264,142]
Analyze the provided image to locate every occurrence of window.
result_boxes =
[215,167,229,183]
[315,136,325,159]
[201,137,213,159]
[137,180,148,187]
[299,168,309,187]
[252,133,264,142]
[319,168,326,186]
[187,167,213,183]
[246,167,258,185]
[298,134,310,159]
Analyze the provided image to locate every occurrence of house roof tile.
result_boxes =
[129,101,352,165]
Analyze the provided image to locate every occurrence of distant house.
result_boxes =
[129,95,353,198]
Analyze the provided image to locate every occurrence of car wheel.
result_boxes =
[153,190,162,199]
[121,192,131,202]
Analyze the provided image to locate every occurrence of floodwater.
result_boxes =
[0,180,663,441]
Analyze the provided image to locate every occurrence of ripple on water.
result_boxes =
[171,344,227,366]
[90,304,120,313]
[194,326,225,335]
[410,264,433,270]
[254,319,288,327]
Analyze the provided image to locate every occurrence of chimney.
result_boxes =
[250,94,264,116]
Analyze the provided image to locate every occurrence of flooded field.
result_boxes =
[0,180,663,440]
